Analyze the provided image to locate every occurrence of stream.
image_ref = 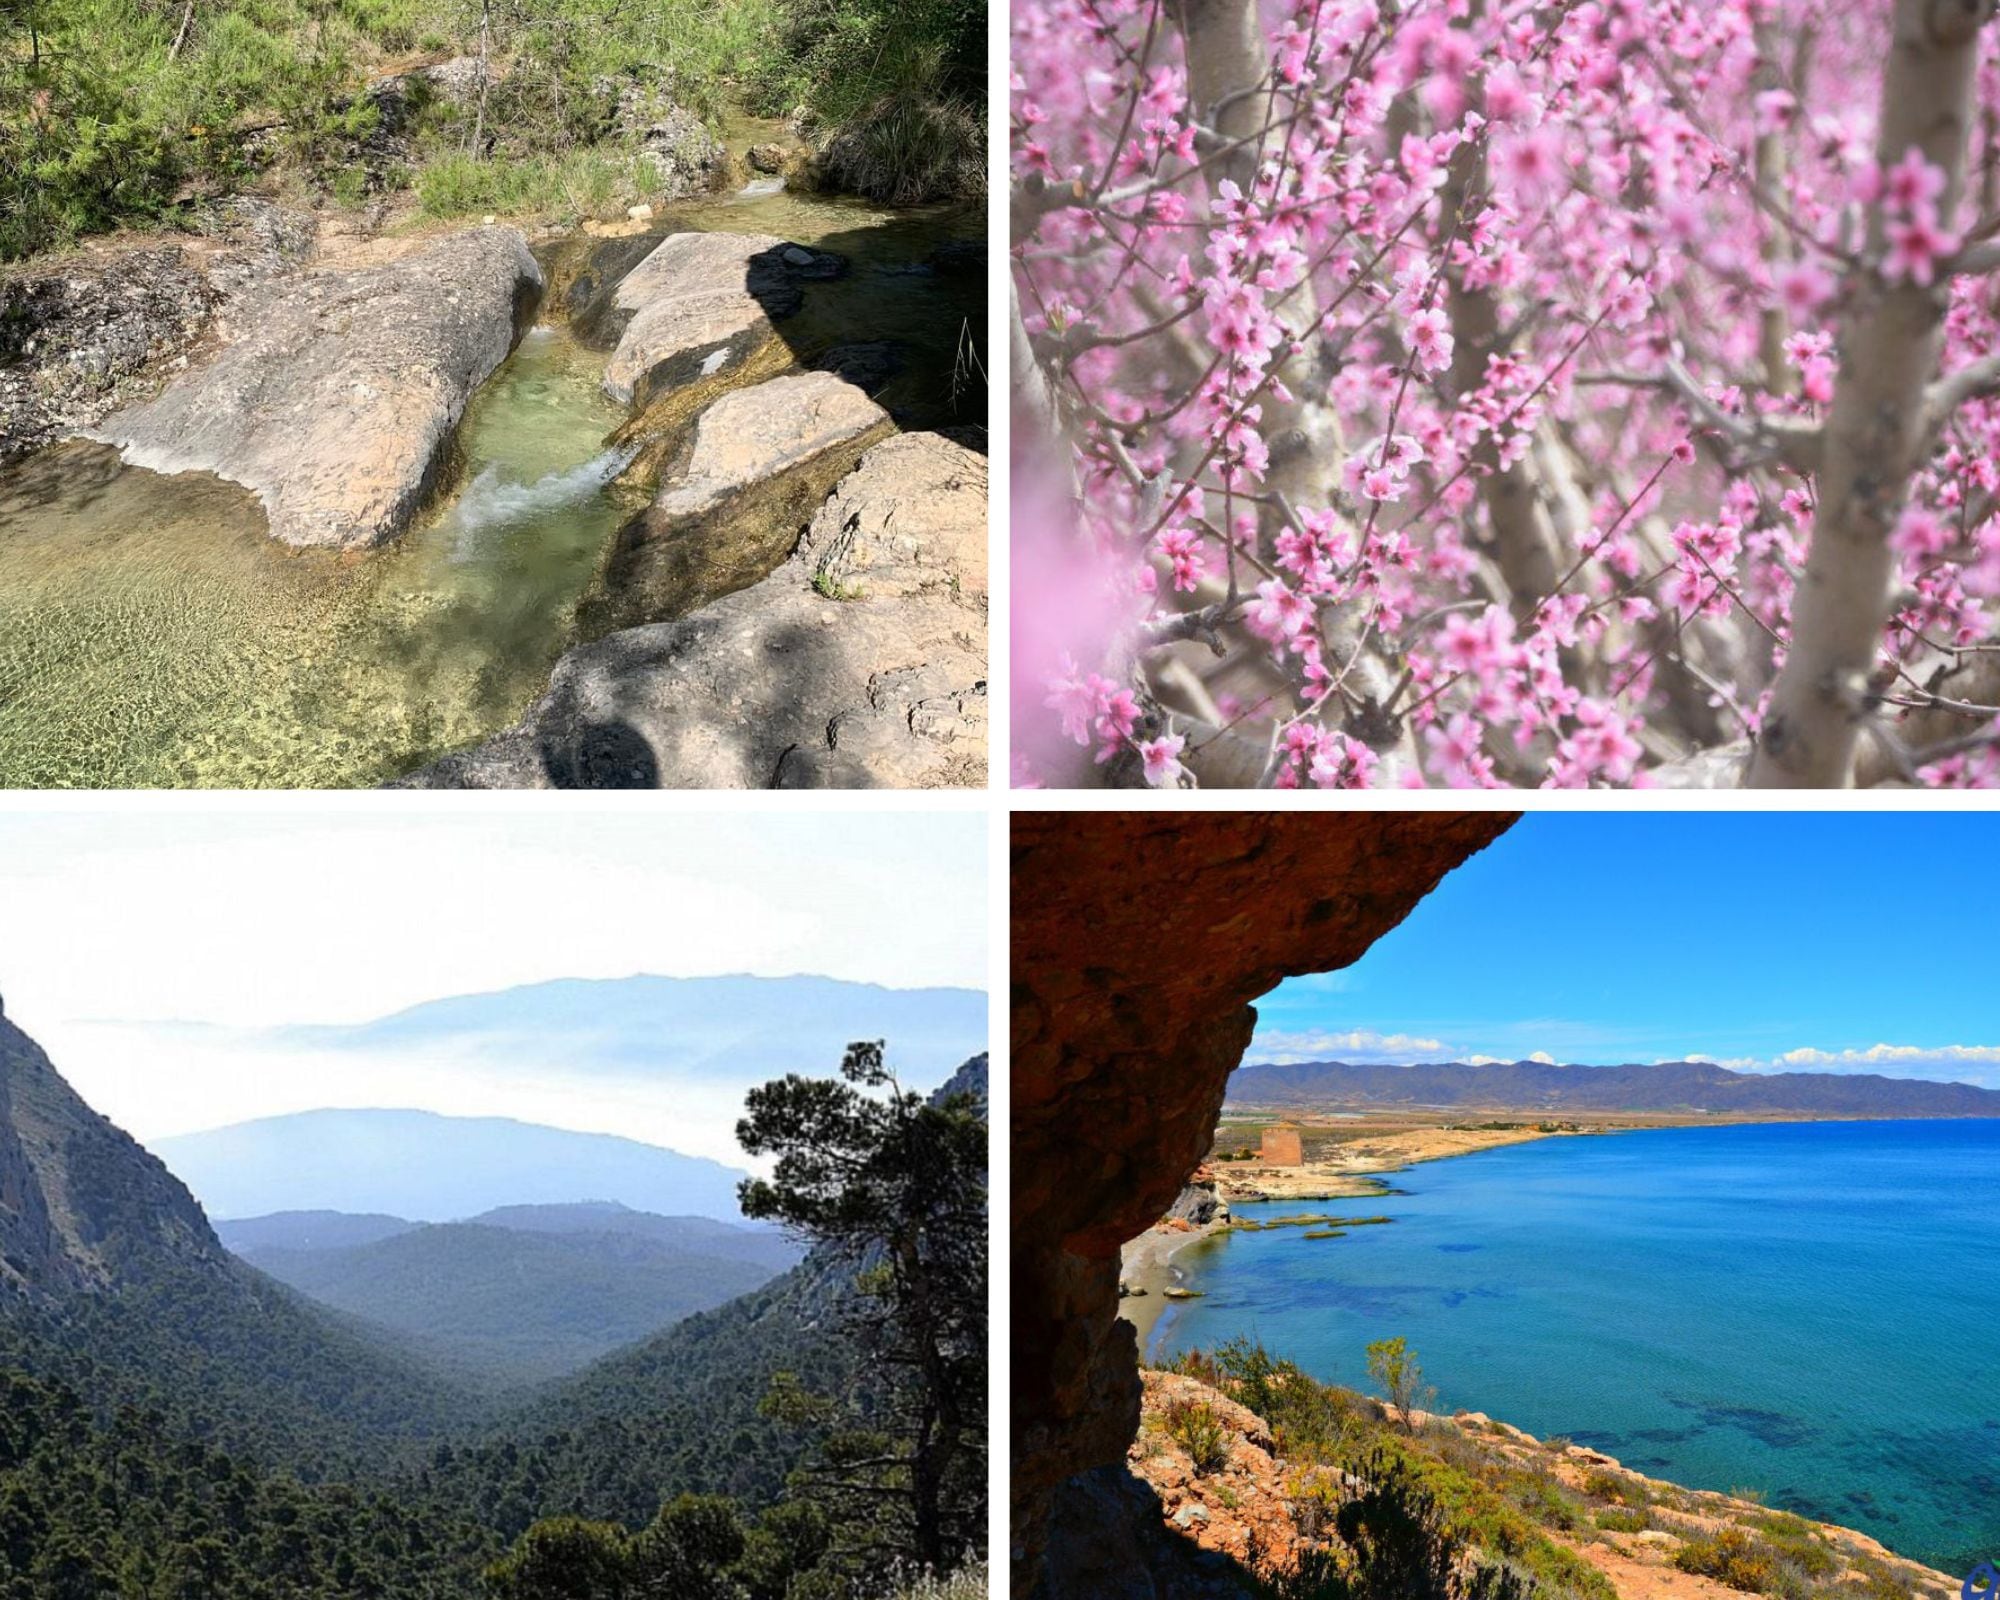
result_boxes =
[0,187,981,788]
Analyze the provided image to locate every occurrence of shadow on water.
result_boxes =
[0,183,982,788]
[525,185,986,790]
[702,186,987,435]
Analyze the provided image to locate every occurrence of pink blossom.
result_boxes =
[1775,260,1836,318]
[1883,211,1960,286]
[1137,732,1186,786]
[1407,306,1454,372]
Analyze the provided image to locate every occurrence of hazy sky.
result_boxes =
[1247,813,2000,1086]
[0,806,988,1151]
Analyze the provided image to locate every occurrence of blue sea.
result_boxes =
[1154,1120,2000,1574]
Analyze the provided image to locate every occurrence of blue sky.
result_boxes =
[1245,814,2000,1086]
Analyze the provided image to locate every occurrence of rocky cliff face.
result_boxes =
[0,1006,224,1297]
[1010,813,1517,1596]
[1162,1168,1226,1229]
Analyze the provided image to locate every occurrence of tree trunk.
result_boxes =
[1746,0,1995,786]
[468,0,492,158]
[1173,0,1344,510]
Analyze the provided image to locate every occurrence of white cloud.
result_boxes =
[1527,1050,1556,1064]
[1771,1043,2000,1068]
[1243,1028,1454,1066]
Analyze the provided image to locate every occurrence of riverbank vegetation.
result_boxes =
[0,0,983,260]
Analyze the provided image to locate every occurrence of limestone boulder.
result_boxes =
[88,226,542,549]
[802,428,986,605]
[596,231,841,407]
[1,199,316,465]
[400,430,988,789]
[582,370,890,633]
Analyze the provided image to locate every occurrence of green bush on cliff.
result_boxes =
[1160,1397,1232,1474]
[1166,1341,1617,1600]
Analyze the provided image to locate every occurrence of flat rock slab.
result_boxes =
[804,429,987,605]
[400,431,988,789]
[599,231,841,406]
[88,226,542,550]
[656,369,888,517]
[581,370,891,633]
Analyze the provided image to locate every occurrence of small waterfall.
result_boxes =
[447,444,638,559]
[734,176,786,199]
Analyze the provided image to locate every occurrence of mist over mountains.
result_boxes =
[1228,1056,2000,1115]
[217,1203,803,1385]
[255,973,985,1081]
[154,1108,755,1222]
[0,987,991,1595]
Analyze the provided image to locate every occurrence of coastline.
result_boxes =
[1118,1121,1564,1356]
[1214,1121,1574,1201]
[1127,1117,1995,1583]
[1117,1219,1224,1354]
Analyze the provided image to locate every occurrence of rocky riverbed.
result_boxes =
[0,182,985,787]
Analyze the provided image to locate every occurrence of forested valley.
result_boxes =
[0,1000,988,1600]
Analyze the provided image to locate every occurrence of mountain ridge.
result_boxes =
[154,1107,752,1222]
[1229,1056,2000,1115]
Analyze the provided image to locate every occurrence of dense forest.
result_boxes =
[0,0,984,260]
[0,1020,988,1599]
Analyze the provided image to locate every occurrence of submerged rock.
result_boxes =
[400,429,988,790]
[584,369,891,633]
[87,226,543,549]
[593,230,842,407]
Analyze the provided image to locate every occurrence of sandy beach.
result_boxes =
[1214,1123,1571,1201]
[1118,1220,1227,1353]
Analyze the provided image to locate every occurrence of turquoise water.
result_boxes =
[1155,1120,2000,1573]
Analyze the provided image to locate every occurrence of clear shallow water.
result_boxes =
[0,324,635,787]
[0,193,981,788]
[1156,1120,2000,1573]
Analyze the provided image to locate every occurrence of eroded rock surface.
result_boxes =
[87,226,542,548]
[595,230,841,406]
[1010,815,1518,1596]
[582,369,891,634]
[0,200,317,465]
[400,430,987,789]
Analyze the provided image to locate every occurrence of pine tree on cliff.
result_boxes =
[736,1040,987,1580]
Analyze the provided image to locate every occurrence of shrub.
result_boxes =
[1579,1470,1646,1508]
[1161,1397,1232,1475]
[1673,1528,1786,1595]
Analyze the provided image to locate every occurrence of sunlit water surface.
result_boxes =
[1156,1120,2000,1574]
[0,189,979,787]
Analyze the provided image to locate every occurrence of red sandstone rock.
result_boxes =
[1010,813,1517,1596]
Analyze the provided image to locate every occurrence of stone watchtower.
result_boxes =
[1259,1122,1304,1166]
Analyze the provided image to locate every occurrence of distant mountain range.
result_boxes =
[255,972,985,1084]
[217,1203,803,1385]
[0,1001,479,1470]
[1228,1057,2000,1116]
[154,1109,753,1222]
[0,988,990,1596]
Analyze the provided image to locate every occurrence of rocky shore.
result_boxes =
[1100,1368,1960,1600]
